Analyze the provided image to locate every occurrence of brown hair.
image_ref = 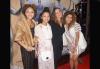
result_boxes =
[22,4,36,18]
[63,11,76,29]
[51,7,63,26]
[21,4,37,28]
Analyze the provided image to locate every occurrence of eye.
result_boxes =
[31,11,34,13]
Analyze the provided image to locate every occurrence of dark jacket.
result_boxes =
[49,21,65,62]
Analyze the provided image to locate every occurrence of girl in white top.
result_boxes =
[34,9,54,69]
[63,11,87,69]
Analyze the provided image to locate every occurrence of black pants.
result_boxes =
[54,55,62,69]
[20,46,35,69]
[53,45,63,69]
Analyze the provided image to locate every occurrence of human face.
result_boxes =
[65,14,73,24]
[25,7,34,20]
[41,12,50,24]
[55,9,62,19]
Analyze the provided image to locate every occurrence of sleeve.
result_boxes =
[74,23,81,32]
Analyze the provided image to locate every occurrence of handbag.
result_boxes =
[40,51,52,61]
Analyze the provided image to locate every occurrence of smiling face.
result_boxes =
[25,7,35,20]
[41,12,50,24]
[55,9,62,19]
[65,14,73,24]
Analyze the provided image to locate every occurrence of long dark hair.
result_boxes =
[38,7,50,23]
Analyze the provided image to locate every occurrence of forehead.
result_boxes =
[55,9,61,13]
[67,14,73,17]
[26,7,34,11]
[42,12,50,16]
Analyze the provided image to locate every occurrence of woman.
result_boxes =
[50,7,65,69]
[63,11,87,69]
[34,9,54,69]
[14,4,38,69]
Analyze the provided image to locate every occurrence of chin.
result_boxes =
[28,18,33,20]
[67,22,71,24]
[44,21,49,23]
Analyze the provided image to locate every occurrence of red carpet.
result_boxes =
[58,54,90,69]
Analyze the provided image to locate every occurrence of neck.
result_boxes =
[27,19,32,22]
[57,18,61,21]
[57,18,62,27]
[26,19,34,28]
[65,23,68,27]
[66,23,71,30]
[42,22,48,26]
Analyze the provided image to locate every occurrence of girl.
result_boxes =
[50,7,65,69]
[34,9,55,69]
[63,11,87,69]
[14,4,38,69]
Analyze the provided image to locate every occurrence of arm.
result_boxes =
[75,31,80,47]
[75,23,81,47]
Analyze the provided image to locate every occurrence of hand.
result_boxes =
[35,49,39,58]
[70,45,77,53]
[26,46,34,52]
[34,36,39,45]
[71,47,74,53]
